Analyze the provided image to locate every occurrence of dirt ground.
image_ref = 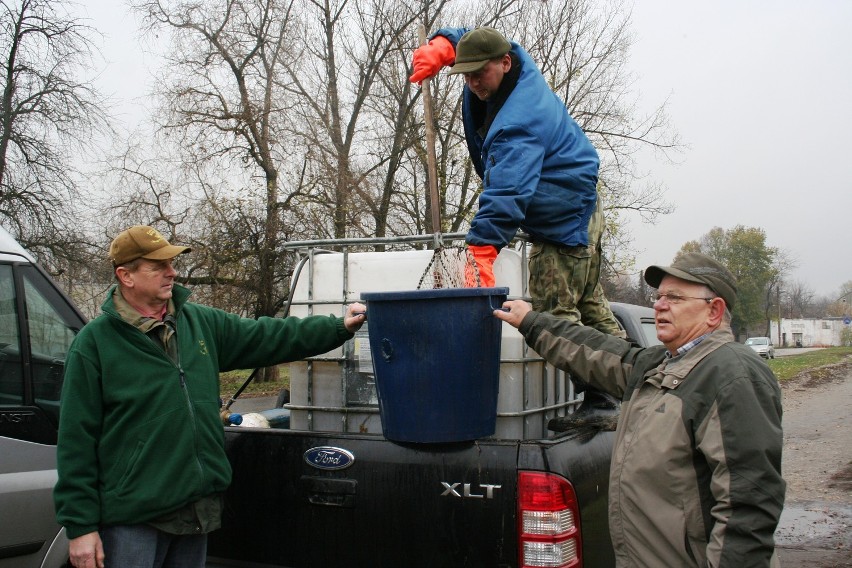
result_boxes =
[774,356,852,567]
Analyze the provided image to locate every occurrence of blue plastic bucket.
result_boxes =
[360,287,508,443]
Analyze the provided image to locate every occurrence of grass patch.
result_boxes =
[219,366,290,399]
[767,347,852,381]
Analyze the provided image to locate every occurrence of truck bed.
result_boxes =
[207,426,615,568]
[207,237,658,568]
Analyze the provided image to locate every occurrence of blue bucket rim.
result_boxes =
[360,287,509,301]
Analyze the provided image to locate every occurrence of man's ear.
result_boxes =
[115,266,134,288]
[707,298,725,326]
[502,53,512,72]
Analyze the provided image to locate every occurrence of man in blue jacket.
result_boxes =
[410,27,622,336]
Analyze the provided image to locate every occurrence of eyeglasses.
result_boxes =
[649,292,715,305]
[139,258,179,273]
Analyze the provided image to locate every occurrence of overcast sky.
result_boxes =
[78,0,851,298]
[625,1,852,297]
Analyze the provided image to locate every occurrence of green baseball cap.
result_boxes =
[447,27,512,75]
[644,252,738,310]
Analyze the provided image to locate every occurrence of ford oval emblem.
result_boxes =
[304,446,355,471]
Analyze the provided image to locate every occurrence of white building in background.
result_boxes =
[770,317,851,347]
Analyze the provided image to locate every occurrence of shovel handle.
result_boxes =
[419,24,441,235]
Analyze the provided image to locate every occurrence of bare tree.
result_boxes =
[783,280,815,319]
[369,0,680,271]
[0,0,111,254]
[433,1,679,262]
[821,280,852,318]
[276,0,477,241]
[133,0,296,319]
[508,0,679,210]
[113,0,682,332]
[127,0,400,381]
[103,129,306,385]
[275,0,679,251]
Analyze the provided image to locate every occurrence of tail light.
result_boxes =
[518,471,582,568]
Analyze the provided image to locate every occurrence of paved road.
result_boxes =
[773,360,852,566]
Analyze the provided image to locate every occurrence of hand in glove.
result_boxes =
[466,244,498,287]
[409,35,455,84]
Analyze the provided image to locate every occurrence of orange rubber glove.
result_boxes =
[467,244,498,287]
[409,36,455,84]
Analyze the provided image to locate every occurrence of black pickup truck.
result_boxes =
[207,236,661,568]
[0,230,659,568]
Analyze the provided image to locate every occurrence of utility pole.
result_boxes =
[777,286,783,346]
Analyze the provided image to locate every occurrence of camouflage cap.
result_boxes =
[644,252,738,310]
[447,27,512,75]
[109,225,191,266]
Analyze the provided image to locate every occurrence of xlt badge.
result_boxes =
[441,482,502,499]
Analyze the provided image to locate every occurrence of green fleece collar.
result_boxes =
[102,283,192,318]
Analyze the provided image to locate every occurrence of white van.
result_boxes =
[0,225,87,568]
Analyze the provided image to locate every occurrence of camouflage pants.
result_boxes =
[528,203,625,337]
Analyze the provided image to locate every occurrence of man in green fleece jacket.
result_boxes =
[494,253,785,567]
[54,225,366,568]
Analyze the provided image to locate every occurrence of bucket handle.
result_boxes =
[489,297,510,313]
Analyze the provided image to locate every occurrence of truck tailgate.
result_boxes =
[208,429,521,567]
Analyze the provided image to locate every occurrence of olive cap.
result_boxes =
[447,27,512,75]
[644,252,738,310]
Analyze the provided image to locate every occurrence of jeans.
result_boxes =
[100,524,207,568]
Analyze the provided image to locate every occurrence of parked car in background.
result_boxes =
[745,336,775,359]
[0,225,85,568]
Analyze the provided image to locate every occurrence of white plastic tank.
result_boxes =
[287,246,572,439]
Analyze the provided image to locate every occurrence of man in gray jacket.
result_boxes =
[495,253,785,567]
